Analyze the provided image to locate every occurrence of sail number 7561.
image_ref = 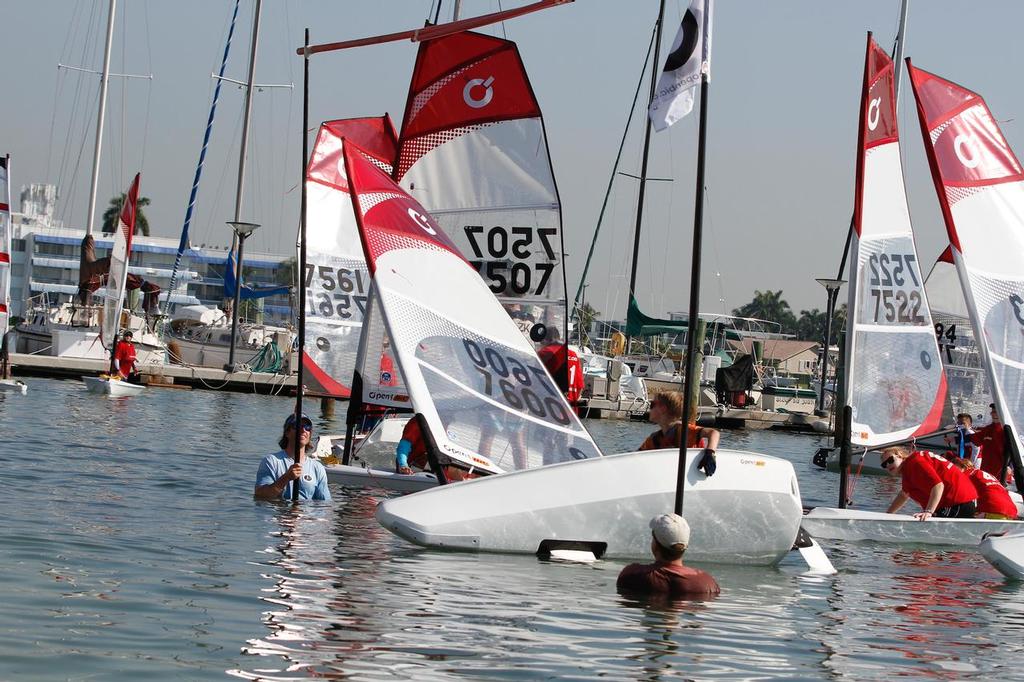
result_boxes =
[304,263,367,319]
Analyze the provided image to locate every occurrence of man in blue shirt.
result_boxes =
[254,413,332,501]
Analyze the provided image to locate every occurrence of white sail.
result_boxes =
[394,31,567,358]
[0,156,10,332]
[342,139,601,475]
[925,247,992,419]
[845,37,947,446]
[303,117,399,397]
[101,174,140,350]
[909,62,1024,461]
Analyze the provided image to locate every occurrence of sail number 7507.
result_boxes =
[464,225,557,296]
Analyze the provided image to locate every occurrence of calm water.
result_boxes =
[2,378,1024,680]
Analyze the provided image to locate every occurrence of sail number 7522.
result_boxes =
[866,253,925,323]
[464,225,557,296]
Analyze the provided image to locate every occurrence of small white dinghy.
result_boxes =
[83,375,145,397]
[801,506,1024,546]
[376,448,804,565]
[980,530,1024,580]
[314,419,439,494]
[0,378,27,395]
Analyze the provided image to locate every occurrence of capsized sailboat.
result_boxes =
[0,154,25,395]
[330,136,802,563]
[83,174,146,396]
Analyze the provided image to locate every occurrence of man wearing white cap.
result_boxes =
[617,513,719,595]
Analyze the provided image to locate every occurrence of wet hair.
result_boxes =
[652,391,683,417]
[652,533,686,561]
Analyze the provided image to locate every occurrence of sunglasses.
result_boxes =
[880,455,895,469]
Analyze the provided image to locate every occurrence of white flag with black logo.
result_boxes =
[648,0,712,132]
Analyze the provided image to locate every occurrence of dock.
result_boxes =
[9,352,296,395]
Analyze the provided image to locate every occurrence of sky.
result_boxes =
[4,0,1024,322]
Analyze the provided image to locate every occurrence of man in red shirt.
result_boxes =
[970,403,1009,482]
[617,513,720,597]
[112,330,139,382]
[880,447,978,519]
[966,466,1018,519]
[537,328,584,411]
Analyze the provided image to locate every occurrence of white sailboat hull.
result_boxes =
[980,531,1024,580]
[802,506,1024,545]
[325,463,437,493]
[0,379,27,395]
[82,376,145,397]
[376,448,803,565]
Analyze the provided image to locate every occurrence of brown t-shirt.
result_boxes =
[617,561,720,596]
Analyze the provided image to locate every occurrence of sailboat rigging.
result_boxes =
[0,154,26,395]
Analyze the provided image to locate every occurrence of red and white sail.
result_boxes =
[926,247,992,418]
[303,116,399,398]
[0,155,11,332]
[343,139,600,474]
[845,36,946,446]
[394,32,567,361]
[909,61,1024,453]
[101,173,140,349]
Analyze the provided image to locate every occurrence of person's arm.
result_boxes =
[700,427,721,451]
[886,490,910,514]
[914,483,945,521]
[395,439,414,474]
[254,458,302,500]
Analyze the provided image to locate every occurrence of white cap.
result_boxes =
[650,513,691,548]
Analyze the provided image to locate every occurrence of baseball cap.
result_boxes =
[650,513,691,548]
[284,413,313,430]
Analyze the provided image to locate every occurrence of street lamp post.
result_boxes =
[814,277,845,416]
[224,220,260,373]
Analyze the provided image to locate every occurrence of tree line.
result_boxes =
[732,289,846,342]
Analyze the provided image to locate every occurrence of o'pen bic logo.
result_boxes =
[407,207,437,235]
[953,133,981,169]
[867,97,881,131]
[463,76,495,109]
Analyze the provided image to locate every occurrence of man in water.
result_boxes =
[255,413,331,501]
[640,391,720,476]
[880,446,977,520]
[617,513,720,596]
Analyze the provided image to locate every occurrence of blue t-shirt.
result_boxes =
[255,450,332,501]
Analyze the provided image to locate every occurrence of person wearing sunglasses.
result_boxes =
[880,446,976,520]
[254,413,332,501]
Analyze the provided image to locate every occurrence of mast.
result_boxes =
[161,0,242,319]
[84,0,117,237]
[674,55,710,516]
[225,0,263,372]
[625,0,667,353]
[292,27,310,502]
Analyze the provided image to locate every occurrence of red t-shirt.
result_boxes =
[401,418,428,469]
[640,423,705,451]
[617,561,720,596]
[113,340,137,378]
[969,468,1018,518]
[970,423,1007,479]
[900,451,977,510]
[538,343,585,404]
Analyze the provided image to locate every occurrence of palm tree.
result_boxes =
[732,289,797,334]
[101,193,151,236]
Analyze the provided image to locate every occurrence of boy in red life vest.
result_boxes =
[112,330,139,382]
[970,403,1010,483]
[880,446,978,520]
[537,327,584,413]
[639,391,720,476]
[617,513,720,597]
[395,415,476,481]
